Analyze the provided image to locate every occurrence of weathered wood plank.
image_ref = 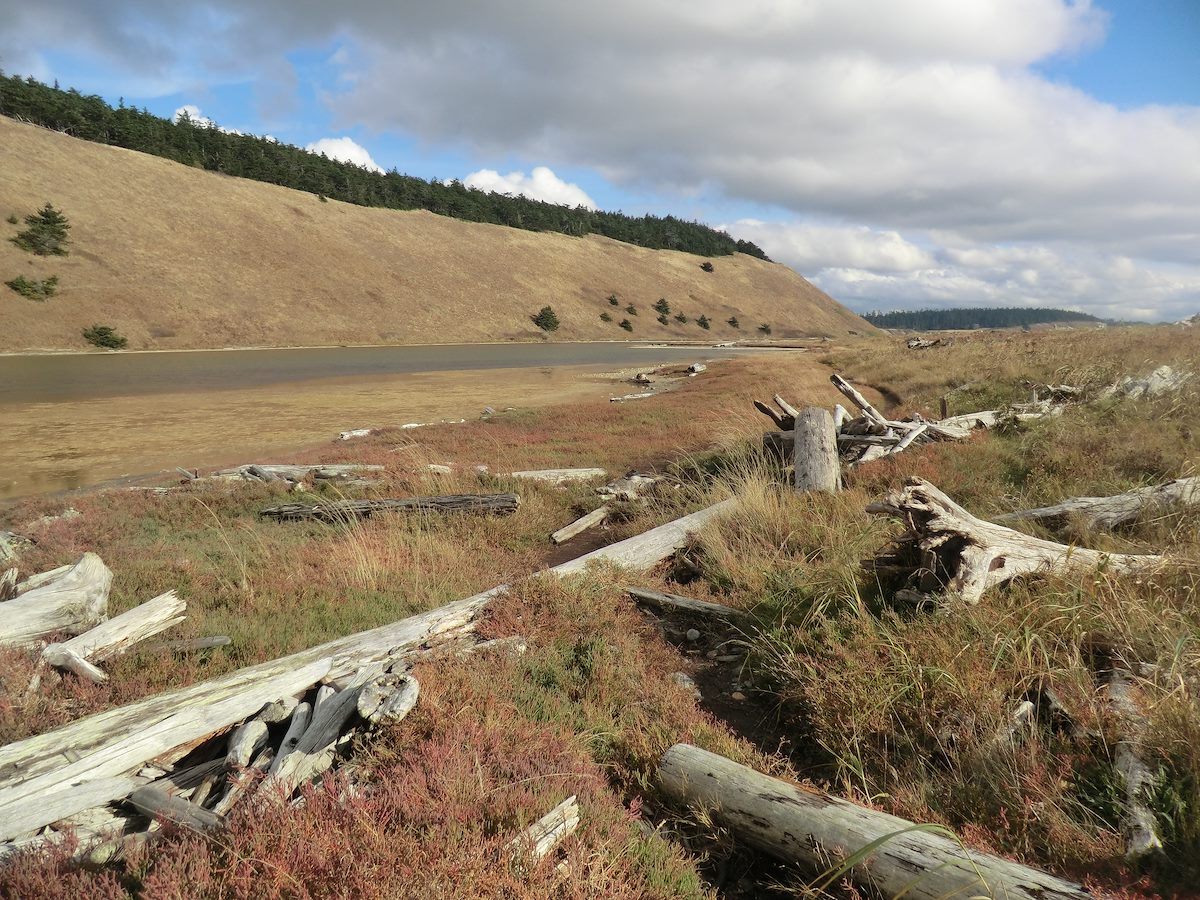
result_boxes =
[626,587,748,621]
[550,506,609,544]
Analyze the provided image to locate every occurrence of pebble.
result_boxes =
[731,692,746,701]
[685,628,701,642]
[670,672,702,700]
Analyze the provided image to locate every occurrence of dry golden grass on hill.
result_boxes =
[0,116,868,352]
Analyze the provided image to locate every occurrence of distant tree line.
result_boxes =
[863,307,1103,331]
[0,74,769,261]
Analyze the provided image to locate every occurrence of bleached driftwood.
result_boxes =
[0,553,113,648]
[268,702,312,773]
[658,744,1091,900]
[597,472,662,501]
[830,374,891,429]
[832,404,850,429]
[551,506,610,544]
[509,468,607,484]
[1104,669,1163,861]
[773,394,800,419]
[226,718,269,768]
[997,477,1200,532]
[793,407,839,494]
[626,587,748,621]
[128,785,223,833]
[361,675,420,726]
[889,423,928,454]
[0,531,31,565]
[1101,365,1191,400]
[0,568,17,602]
[753,399,792,431]
[508,795,580,867]
[41,590,187,683]
[266,672,372,796]
[867,478,1163,604]
[337,428,374,441]
[261,493,520,522]
[610,391,656,402]
[0,498,734,844]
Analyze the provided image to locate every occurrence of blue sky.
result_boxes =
[2,1,1198,321]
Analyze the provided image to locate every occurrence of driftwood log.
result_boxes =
[793,407,840,493]
[508,795,580,869]
[509,468,607,484]
[550,506,609,544]
[0,553,113,648]
[658,744,1091,900]
[1103,669,1164,861]
[0,498,734,846]
[867,478,1163,604]
[41,590,187,683]
[626,587,748,621]
[997,477,1200,532]
[261,493,520,522]
[212,464,384,484]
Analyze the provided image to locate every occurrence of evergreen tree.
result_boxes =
[11,203,70,255]
[532,305,560,332]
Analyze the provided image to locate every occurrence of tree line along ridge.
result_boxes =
[0,74,769,261]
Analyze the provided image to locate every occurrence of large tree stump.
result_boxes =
[0,553,113,647]
[867,478,1163,604]
[658,743,1091,900]
[793,407,840,493]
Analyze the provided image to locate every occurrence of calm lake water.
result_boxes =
[0,342,759,500]
[0,342,742,404]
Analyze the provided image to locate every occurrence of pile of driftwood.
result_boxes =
[0,499,733,861]
[550,471,669,545]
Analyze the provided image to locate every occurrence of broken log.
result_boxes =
[1104,669,1163,861]
[772,394,800,419]
[596,472,662,502]
[266,672,371,796]
[658,743,1091,900]
[753,400,792,431]
[41,590,187,682]
[550,506,610,544]
[509,468,607,484]
[0,568,17,602]
[212,463,384,483]
[626,587,748,621]
[889,422,928,454]
[261,493,520,522]
[0,498,736,843]
[867,478,1164,604]
[830,374,891,428]
[226,718,269,768]
[128,785,223,833]
[609,391,656,402]
[997,477,1200,532]
[268,702,313,774]
[363,675,419,726]
[0,553,113,648]
[793,407,840,494]
[508,795,580,868]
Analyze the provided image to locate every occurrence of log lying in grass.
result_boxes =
[1103,669,1164,862]
[626,587,748,621]
[41,590,187,683]
[0,531,31,565]
[210,463,385,486]
[997,477,1200,532]
[261,493,521,522]
[508,795,580,868]
[830,374,891,429]
[509,468,607,484]
[867,478,1164,604]
[0,498,735,845]
[658,743,1091,900]
[596,472,663,501]
[550,506,610,544]
[610,391,656,402]
[793,407,840,494]
[0,553,113,648]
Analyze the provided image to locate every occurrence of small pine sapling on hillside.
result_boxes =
[674,312,688,324]
[697,315,711,330]
[619,319,633,332]
[727,316,740,328]
[600,311,612,322]
[625,304,638,316]
[608,294,620,306]
[657,314,669,326]
[11,203,70,256]
[758,322,772,335]
[82,324,127,349]
[532,306,560,332]
[6,274,58,300]
[653,297,671,316]
[700,261,714,272]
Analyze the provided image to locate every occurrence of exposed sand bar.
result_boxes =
[1,344,760,499]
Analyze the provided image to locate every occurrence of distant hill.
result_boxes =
[0,75,766,261]
[863,307,1103,331]
[0,115,871,351]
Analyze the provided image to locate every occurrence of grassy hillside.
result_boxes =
[0,116,868,352]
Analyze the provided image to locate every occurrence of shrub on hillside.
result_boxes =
[697,315,711,330]
[625,304,638,316]
[653,298,671,316]
[758,322,772,335]
[82,324,127,349]
[700,261,714,272]
[532,306,560,332]
[674,312,687,325]
[10,203,70,256]
[599,311,612,322]
[619,319,633,332]
[727,316,740,328]
[6,275,57,300]
[657,314,669,326]
[4,214,16,225]
[608,294,620,306]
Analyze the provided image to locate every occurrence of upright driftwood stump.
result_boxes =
[793,407,840,493]
[867,478,1164,604]
[658,744,1091,900]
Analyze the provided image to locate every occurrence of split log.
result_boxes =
[551,506,609,544]
[830,374,891,428]
[226,718,269,768]
[1104,669,1163,861]
[772,394,800,419]
[266,671,371,796]
[268,702,312,773]
[0,553,113,648]
[508,795,580,867]
[509,468,607,484]
[0,499,734,843]
[363,675,419,726]
[997,477,1200,532]
[41,590,187,682]
[658,743,1091,900]
[753,400,792,431]
[867,478,1164,604]
[793,407,840,494]
[128,785,223,833]
[261,493,520,522]
[626,587,748,621]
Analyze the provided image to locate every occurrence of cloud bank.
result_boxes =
[460,167,595,209]
[304,136,384,173]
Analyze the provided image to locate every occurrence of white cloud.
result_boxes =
[304,136,384,173]
[459,167,595,209]
[172,104,242,135]
[727,221,934,273]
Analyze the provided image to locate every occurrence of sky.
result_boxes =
[1,0,1198,322]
